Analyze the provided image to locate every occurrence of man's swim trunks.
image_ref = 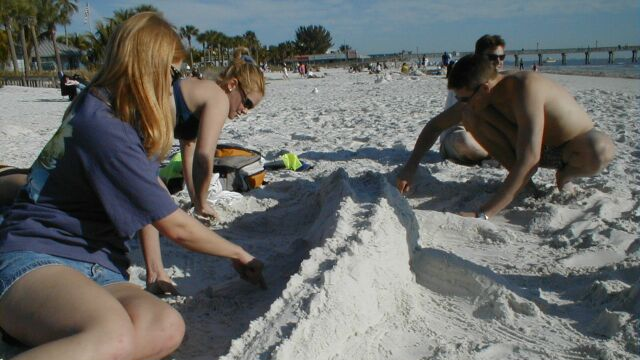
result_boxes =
[539,144,567,169]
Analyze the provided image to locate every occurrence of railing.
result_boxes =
[0,76,60,88]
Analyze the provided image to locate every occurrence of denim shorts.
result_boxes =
[0,251,128,299]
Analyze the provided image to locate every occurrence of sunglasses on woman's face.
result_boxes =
[486,53,506,61]
[237,81,255,110]
[170,66,181,84]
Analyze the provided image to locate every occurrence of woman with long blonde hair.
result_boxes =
[140,48,267,292]
[0,13,264,359]
[172,47,266,218]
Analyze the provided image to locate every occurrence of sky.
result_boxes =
[64,0,640,55]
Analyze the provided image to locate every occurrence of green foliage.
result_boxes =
[87,4,159,65]
[0,29,8,64]
[295,25,332,55]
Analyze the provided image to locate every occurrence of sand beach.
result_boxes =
[0,68,638,359]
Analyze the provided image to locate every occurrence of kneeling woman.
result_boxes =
[0,13,264,360]
[172,47,265,217]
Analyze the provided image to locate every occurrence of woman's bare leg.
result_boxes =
[0,266,185,360]
[0,265,136,360]
[105,283,185,360]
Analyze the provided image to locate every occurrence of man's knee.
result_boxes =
[588,131,615,172]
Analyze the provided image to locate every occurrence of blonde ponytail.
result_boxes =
[217,47,265,96]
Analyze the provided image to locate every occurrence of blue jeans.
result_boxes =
[0,251,127,299]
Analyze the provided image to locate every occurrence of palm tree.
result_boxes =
[68,32,90,65]
[196,31,208,62]
[179,25,198,67]
[339,44,351,53]
[37,0,65,73]
[295,25,333,55]
[1,1,20,74]
[0,30,8,66]
[87,4,159,66]
[199,30,224,65]
[18,17,30,82]
[28,15,42,71]
[57,0,78,46]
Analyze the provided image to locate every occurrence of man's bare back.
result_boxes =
[446,55,614,218]
[485,72,594,148]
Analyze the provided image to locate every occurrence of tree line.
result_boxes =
[1,1,344,79]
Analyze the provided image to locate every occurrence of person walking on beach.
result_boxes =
[440,34,506,165]
[397,54,615,219]
[0,13,265,359]
[519,58,524,70]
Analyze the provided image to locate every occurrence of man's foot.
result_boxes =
[556,171,571,190]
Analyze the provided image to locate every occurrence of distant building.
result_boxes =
[31,40,83,71]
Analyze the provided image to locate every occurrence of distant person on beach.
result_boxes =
[519,58,524,70]
[0,13,265,359]
[401,62,410,74]
[439,34,506,165]
[397,54,615,219]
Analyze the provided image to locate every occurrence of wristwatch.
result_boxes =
[476,211,489,220]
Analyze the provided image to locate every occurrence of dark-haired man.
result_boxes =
[398,54,615,219]
[439,34,507,165]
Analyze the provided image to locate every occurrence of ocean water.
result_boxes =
[505,57,639,79]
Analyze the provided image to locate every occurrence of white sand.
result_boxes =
[0,69,638,359]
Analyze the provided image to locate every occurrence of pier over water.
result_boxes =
[507,45,639,66]
[369,45,640,66]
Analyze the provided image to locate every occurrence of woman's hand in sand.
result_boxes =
[146,270,179,296]
[233,258,267,290]
[195,202,219,219]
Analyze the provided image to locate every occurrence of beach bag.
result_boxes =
[214,144,266,192]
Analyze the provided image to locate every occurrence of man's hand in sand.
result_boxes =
[396,167,415,194]
[458,211,476,218]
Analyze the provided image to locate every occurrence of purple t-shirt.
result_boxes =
[0,89,178,275]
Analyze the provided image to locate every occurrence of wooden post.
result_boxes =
[608,51,614,64]
[584,51,590,65]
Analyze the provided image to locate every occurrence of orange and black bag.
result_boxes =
[214,144,266,192]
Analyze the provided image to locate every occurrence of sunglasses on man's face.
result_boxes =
[237,81,255,110]
[455,85,481,103]
[486,53,506,61]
